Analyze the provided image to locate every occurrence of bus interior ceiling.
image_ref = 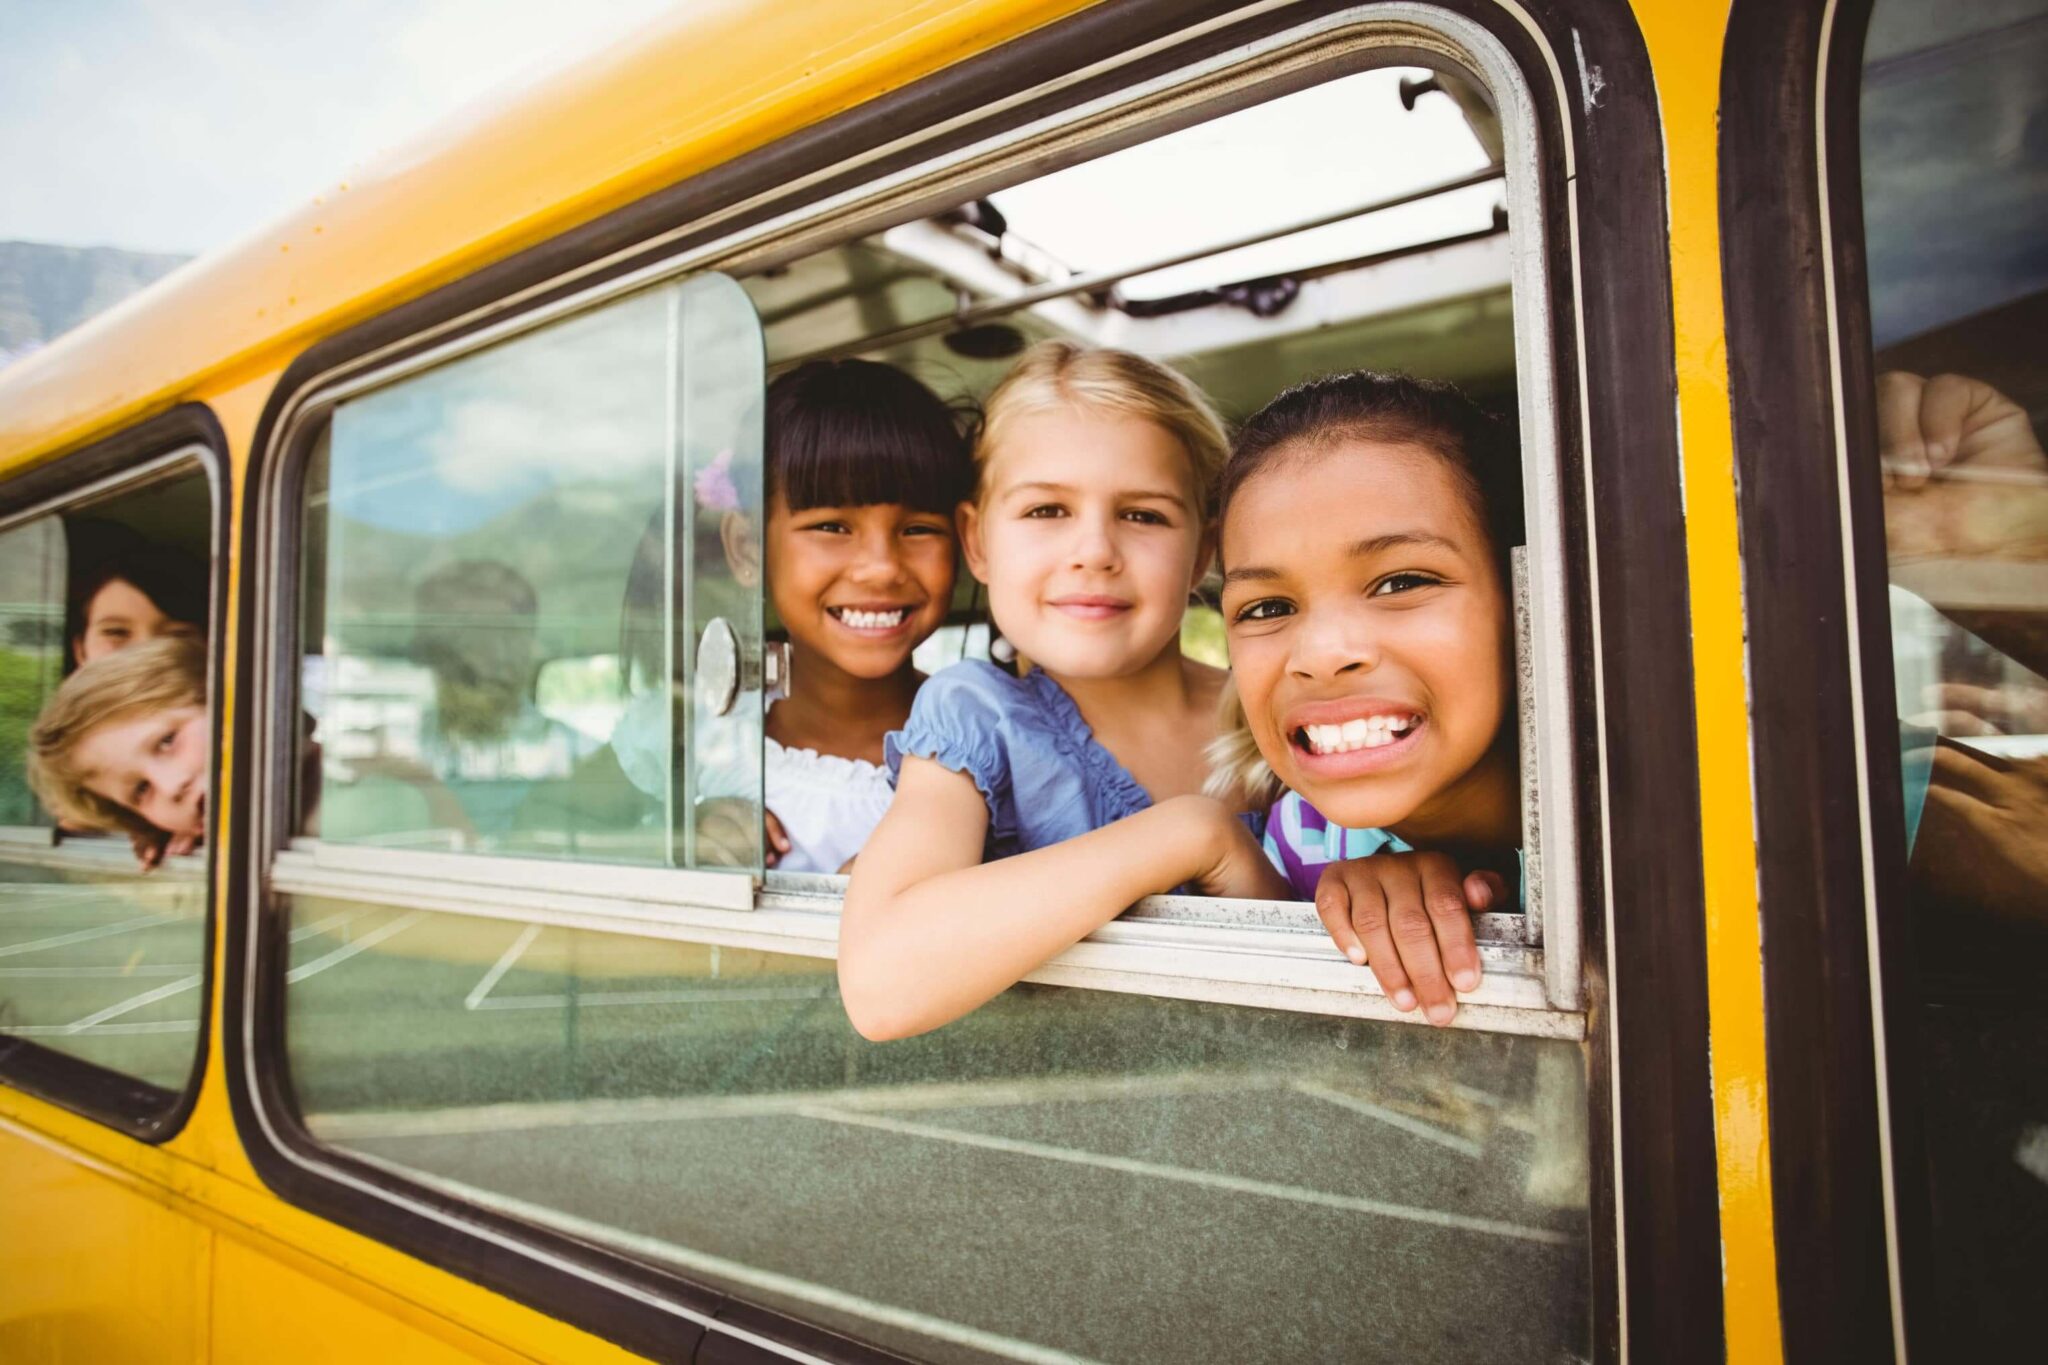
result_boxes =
[743,63,1521,424]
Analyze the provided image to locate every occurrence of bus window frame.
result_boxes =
[225,2,1717,1361]
[0,405,227,1143]
[252,11,1581,1036]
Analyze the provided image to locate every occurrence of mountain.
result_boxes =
[0,241,192,369]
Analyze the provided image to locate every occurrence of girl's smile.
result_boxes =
[1288,697,1428,771]
[1047,593,1133,621]
[766,494,956,680]
[1221,440,1511,836]
[825,603,918,635]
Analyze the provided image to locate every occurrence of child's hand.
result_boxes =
[1313,852,1503,1026]
[765,808,791,868]
[131,829,199,873]
[1167,795,1292,900]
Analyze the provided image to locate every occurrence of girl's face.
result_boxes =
[76,703,209,837]
[75,577,202,665]
[764,493,957,679]
[961,408,1208,680]
[1220,440,1510,832]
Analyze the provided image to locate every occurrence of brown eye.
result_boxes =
[1370,572,1442,596]
[1232,598,1294,623]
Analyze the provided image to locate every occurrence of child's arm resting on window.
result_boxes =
[1313,852,1501,1027]
[840,757,1286,1041]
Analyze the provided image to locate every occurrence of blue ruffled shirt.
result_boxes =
[884,662,1153,860]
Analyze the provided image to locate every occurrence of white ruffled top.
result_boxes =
[766,734,895,875]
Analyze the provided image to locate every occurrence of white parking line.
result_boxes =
[0,964,200,978]
[465,923,542,1010]
[61,973,203,1034]
[308,1070,1288,1141]
[351,1156,1110,1365]
[797,1106,1570,1246]
[290,910,365,943]
[5,1018,199,1037]
[0,888,134,913]
[1292,1080,1484,1158]
[473,985,827,1011]
[0,914,169,959]
[285,912,425,984]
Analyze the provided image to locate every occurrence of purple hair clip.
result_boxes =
[693,448,740,512]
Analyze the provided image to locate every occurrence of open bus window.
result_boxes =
[743,61,1568,984]
[0,456,213,1096]
[275,31,1591,1365]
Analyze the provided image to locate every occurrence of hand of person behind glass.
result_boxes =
[1911,680,2048,737]
[1879,371,2048,562]
[1912,740,2048,934]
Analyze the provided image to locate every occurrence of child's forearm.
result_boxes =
[839,797,1225,1041]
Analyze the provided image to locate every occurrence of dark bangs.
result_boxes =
[767,359,971,514]
[1220,370,1523,564]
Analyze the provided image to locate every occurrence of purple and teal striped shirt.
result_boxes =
[1259,791,1407,900]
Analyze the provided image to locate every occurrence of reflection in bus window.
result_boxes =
[302,276,767,868]
[0,462,213,1093]
[1858,0,2048,1348]
[287,900,1590,1365]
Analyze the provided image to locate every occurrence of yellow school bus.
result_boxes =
[2,1,2041,1361]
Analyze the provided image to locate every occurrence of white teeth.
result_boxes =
[834,608,908,630]
[1299,716,1421,755]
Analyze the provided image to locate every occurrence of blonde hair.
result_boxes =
[1203,677,1281,806]
[975,341,1229,519]
[28,637,207,837]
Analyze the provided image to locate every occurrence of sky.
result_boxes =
[0,0,677,257]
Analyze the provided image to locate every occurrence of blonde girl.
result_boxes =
[840,342,1287,1040]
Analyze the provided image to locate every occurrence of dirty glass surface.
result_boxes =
[0,503,208,1091]
[1857,0,2048,1349]
[302,275,765,872]
[285,898,1590,1364]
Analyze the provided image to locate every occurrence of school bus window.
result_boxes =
[751,61,1571,1025]
[0,456,213,1100]
[269,34,1590,1365]
[1844,0,2048,1349]
[293,275,766,869]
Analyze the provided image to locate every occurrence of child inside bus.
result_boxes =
[27,637,209,866]
[67,541,208,670]
[609,360,970,869]
[53,541,209,863]
[839,342,1289,1040]
[1211,370,1522,1026]
[739,358,974,873]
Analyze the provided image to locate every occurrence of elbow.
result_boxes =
[835,942,926,1043]
[837,968,922,1042]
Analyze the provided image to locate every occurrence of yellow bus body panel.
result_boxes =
[0,0,1096,473]
[0,0,1788,1360]
[1634,3,1784,1360]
